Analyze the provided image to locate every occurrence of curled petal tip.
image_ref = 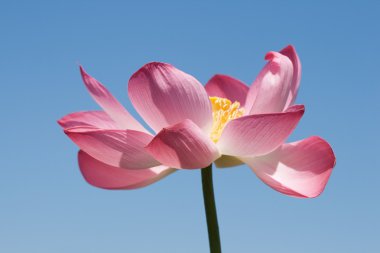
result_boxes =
[264,51,285,61]
[264,51,287,73]
[264,51,276,61]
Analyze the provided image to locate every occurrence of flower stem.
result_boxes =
[201,164,222,253]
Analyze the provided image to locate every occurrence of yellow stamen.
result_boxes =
[209,96,244,142]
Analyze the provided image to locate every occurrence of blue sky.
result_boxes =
[1,1,379,252]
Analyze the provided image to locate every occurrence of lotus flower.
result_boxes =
[58,45,335,198]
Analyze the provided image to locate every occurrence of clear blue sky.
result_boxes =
[1,1,379,252]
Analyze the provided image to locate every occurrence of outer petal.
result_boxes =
[128,62,212,133]
[78,151,175,190]
[217,105,305,157]
[145,119,220,169]
[240,136,336,198]
[245,51,293,114]
[281,45,302,108]
[205,74,249,106]
[58,111,118,130]
[65,128,160,169]
[80,66,147,132]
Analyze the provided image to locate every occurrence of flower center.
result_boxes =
[209,96,244,143]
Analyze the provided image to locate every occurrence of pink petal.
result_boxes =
[80,66,147,132]
[128,62,212,133]
[240,136,336,198]
[78,151,175,190]
[280,45,302,108]
[205,74,249,106]
[245,51,294,114]
[145,119,220,169]
[217,105,305,157]
[65,128,160,169]
[58,111,118,130]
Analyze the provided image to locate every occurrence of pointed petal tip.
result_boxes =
[57,118,65,128]
[76,65,147,132]
[79,65,86,75]
[79,65,94,87]
[280,44,296,54]
[79,65,96,85]
[79,66,93,84]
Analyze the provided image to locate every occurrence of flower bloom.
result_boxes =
[58,45,335,198]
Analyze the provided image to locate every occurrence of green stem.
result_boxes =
[201,164,222,253]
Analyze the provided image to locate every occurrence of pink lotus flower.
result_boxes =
[58,45,335,198]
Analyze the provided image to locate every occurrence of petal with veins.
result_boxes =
[146,119,220,169]
[245,51,293,114]
[205,74,249,106]
[280,45,302,108]
[80,66,147,132]
[78,151,175,190]
[65,128,160,169]
[217,105,304,157]
[128,62,212,133]
[58,111,118,130]
[240,136,336,198]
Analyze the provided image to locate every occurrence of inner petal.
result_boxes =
[209,96,244,142]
